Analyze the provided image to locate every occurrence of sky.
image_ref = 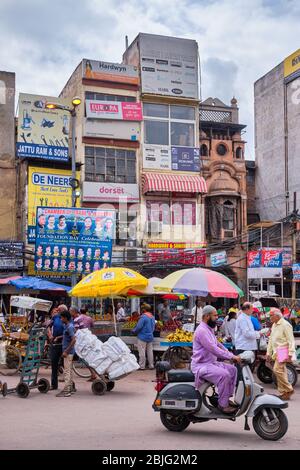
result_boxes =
[0,0,299,158]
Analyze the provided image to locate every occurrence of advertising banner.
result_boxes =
[284,48,300,80]
[83,119,140,141]
[17,93,71,161]
[86,100,142,121]
[247,251,261,268]
[143,144,171,170]
[35,207,115,274]
[210,251,227,268]
[0,242,24,271]
[292,263,300,282]
[82,59,139,85]
[82,182,139,203]
[247,249,282,279]
[27,167,80,243]
[139,34,199,99]
[147,242,206,266]
[171,146,200,172]
[282,247,293,267]
[261,249,282,268]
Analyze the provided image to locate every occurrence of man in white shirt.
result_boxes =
[235,302,259,354]
[116,302,127,322]
[192,299,204,326]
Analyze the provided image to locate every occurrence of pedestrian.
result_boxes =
[266,308,296,400]
[191,305,241,414]
[158,299,172,324]
[116,302,128,322]
[220,311,237,346]
[251,307,262,331]
[235,302,259,355]
[56,310,76,397]
[70,307,83,330]
[79,307,94,329]
[47,304,66,391]
[192,298,203,326]
[132,304,155,370]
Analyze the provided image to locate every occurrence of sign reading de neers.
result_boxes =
[147,242,206,266]
[86,100,142,121]
[82,182,139,203]
[17,93,71,161]
[35,207,115,274]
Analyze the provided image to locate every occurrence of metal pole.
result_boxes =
[71,108,77,306]
[260,225,263,296]
[292,193,297,303]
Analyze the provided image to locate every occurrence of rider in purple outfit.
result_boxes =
[191,305,241,414]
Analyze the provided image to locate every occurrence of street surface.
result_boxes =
[1,368,300,450]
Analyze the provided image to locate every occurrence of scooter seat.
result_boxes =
[168,369,195,382]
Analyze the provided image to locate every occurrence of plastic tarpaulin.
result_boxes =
[10,296,53,312]
[8,276,71,292]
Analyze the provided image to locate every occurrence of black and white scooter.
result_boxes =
[153,351,288,441]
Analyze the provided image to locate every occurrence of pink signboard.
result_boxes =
[86,100,143,121]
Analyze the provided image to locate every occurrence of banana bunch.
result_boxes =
[166,328,194,343]
[122,321,137,329]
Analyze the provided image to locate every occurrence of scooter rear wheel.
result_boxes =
[253,408,288,441]
[272,364,298,387]
[256,363,273,384]
[160,411,190,432]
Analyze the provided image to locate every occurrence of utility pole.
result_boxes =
[292,192,297,303]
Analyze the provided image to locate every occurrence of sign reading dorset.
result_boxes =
[82,182,139,203]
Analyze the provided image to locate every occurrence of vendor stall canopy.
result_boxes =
[10,296,53,312]
[8,276,71,292]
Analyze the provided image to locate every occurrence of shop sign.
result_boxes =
[282,247,292,267]
[138,34,199,99]
[147,242,206,266]
[247,249,283,279]
[0,242,24,271]
[292,263,300,282]
[171,147,200,172]
[247,251,261,268]
[35,207,115,274]
[17,93,71,161]
[86,100,142,121]
[82,182,139,203]
[83,119,140,141]
[27,167,80,244]
[261,249,282,268]
[82,59,139,85]
[284,48,300,80]
[143,145,171,170]
[210,251,227,267]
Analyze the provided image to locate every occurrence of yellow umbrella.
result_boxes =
[70,267,148,298]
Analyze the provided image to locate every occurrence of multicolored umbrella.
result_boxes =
[70,267,148,298]
[154,268,243,298]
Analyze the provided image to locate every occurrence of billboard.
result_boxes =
[0,242,23,271]
[247,249,283,279]
[86,100,142,121]
[17,93,71,161]
[292,264,300,282]
[27,167,80,243]
[147,242,206,266]
[82,182,139,203]
[171,146,200,172]
[139,34,199,99]
[143,145,171,170]
[83,119,140,141]
[82,59,139,85]
[35,207,115,274]
[284,49,300,80]
[210,251,227,268]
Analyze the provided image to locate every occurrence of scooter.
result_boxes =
[153,351,289,441]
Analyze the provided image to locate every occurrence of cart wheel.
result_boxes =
[16,382,30,398]
[106,381,115,392]
[2,382,7,397]
[37,378,50,394]
[91,379,107,396]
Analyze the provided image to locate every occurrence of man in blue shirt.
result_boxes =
[47,304,66,391]
[132,304,155,370]
[56,310,76,397]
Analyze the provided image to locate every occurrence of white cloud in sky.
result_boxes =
[0,0,299,157]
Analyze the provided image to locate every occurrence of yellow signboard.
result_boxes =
[284,49,300,78]
[28,166,80,243]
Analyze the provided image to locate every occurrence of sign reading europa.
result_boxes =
[86,100,142,121]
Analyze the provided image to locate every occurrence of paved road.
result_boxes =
[1,368,300,450]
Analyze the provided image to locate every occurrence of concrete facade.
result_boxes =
[0,72,17,240]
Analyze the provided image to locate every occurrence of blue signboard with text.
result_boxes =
[171,146,200,172]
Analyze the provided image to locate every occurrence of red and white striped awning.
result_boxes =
[142,173,207,194]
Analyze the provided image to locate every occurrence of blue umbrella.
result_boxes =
[8,276,71,292]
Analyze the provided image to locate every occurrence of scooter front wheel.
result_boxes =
[253,408,288,441]
[160,411,190,432]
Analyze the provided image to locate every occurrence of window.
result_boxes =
[146,200,196,226]
[85,92,136,102]
[223,200,235,231]
[217,143,227,156]
[116,207,137,246]
[200,144,208,157]
[84,147,136,183]
[143,103,196,147]
[236,147,243,159]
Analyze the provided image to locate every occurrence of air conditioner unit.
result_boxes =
[125,248,144,262]
[146,221,163,235]
[223,230,235,238]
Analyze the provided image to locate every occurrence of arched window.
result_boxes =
[200,144,208,157]
[235,147,243,159]
[223,200,235,231]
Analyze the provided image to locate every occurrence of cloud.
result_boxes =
[0,0,299,157]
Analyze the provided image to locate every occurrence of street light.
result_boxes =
[45,96,81,206]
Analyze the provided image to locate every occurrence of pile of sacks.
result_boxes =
[75,329,139,380]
